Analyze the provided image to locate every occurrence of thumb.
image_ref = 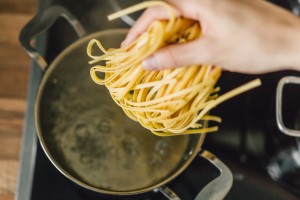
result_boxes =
[141,39,211,70]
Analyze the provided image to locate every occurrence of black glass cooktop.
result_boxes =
[30,139,300,200]
[17,0,300,200]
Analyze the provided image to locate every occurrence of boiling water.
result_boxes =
[41,47,190,191]
[55,102,189,190]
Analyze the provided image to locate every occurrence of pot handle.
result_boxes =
[195,150,233,200]
[276,76,300,137]
[286,0,300,16]
[19,6,86,70]
[159,186,180,200]
[159,149,233,200]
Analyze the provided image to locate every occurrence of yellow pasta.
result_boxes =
[87,1,261,136]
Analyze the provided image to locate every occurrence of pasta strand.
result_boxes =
[87,1,261,136]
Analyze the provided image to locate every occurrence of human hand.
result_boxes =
[122,0,300,74]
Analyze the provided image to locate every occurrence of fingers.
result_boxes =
[122,6,180,47]
[121,0,203,47]
[142,39,212,70]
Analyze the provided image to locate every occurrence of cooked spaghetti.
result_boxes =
[87,1,261,136]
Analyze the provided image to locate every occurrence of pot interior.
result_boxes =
[36,29,204,193]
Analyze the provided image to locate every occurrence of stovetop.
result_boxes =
[16,0,300,200]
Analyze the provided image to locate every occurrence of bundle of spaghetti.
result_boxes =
[87,1,261,136]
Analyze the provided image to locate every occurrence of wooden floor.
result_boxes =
[0,0,36,199]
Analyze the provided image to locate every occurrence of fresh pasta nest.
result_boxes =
[87,1,261,136]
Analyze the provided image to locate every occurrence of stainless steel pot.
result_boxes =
[19,6,232,200]
[266,76,300,195]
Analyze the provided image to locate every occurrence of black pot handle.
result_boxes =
[19,6,86,70]
[286,0,300,16]
[159,150,233,200]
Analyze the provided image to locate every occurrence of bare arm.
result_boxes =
[122,0,300,74]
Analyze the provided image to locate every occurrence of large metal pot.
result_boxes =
[265,76,300,195]
[19,6,232,200]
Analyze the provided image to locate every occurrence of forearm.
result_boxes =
[287,17,300,71]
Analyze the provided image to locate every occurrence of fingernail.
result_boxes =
[121,40,126,47]
[142,56,157,70]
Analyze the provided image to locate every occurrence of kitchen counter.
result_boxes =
[0,0,36,200]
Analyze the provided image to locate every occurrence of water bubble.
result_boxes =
[97,119,112,133]
[74,123,91,149]
[80,154,93,165]
[155,139,170,156]
[74,123,90,139]
[122,136,140,157]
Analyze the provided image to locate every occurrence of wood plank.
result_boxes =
[0,98,26,136]
[0,0,36,14]
[0,14,33,46]
[0,13,33,68]
[0,135,21,160]
[0,116,24,136]
[0,45,31,68]
[0,98,26,113]
[0,67,29,99]
[0,0,36,198]
[0,194,14,200]
[0,160,19,196]
[0,14,35,99]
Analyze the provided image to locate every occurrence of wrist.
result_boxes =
[286,17,300,71]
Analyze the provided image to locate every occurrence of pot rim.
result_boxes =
[35,28,206,195]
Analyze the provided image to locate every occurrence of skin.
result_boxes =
[121,0,300,74]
